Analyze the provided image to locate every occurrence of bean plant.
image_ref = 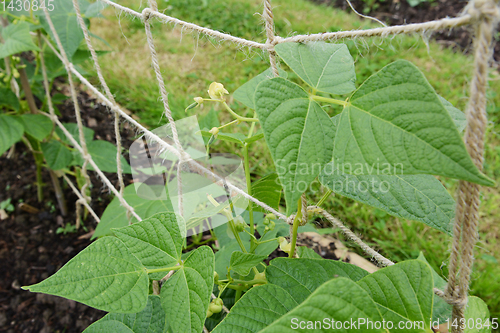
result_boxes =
[23,42,496,332]
[0,0,127,220]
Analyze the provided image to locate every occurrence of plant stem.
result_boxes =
[222,102,259,123]
[146,265,182,275]
[243,143,255,250]
[310,95,348,107]
[288,199,302,258]
[18,66,38,114]
[316,189,333,207]
[228,219,248,253]
[49,170,67,216]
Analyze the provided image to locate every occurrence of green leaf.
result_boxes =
[0,114,24,156]
[0,22,40,58]
[0,87,20,111]
[233,68,287,110]
[17,114,53,141]
[464,297,491,333]
[416,252,451,323]
[113,212,183,280]
[357,260,433,332]
[251,173,282,212]
[321,113,455,234]
[212,284,298,333]
[266,257,369,304]
[229,252,267,276]
[245,132,264,144]
[200,130,247,145]
[160,246,214,333]
[22,237,149,313]
[255,77,335,214]
[93,184,174,239]
[55,122,94,145]
[274,42,356,95]
[83,296,166,333]
[41,139,73,170]
[439,95,466,133]
[73,140,132,173]
[259,277,384,333]
[319,166,455,234]
[82,320,134,333]
[39,0,85,60]
[296,246,322,259]
[333,60,493,186]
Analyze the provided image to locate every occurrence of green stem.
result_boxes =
[255,237,279,245]
[243,143,256,250]
[288,199,302,258]
[310,95,348,107]
[316,189,333,207]
[234,289,242,302]
[146,265,182,275]
[232,278,267,285]
[218,119,238,130]
[222,102,259,123]
[228,219,248,253]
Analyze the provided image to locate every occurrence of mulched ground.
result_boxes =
[0,90,136,333]
[311,0,500,64]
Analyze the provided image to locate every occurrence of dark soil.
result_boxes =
[311,0,500,64]
[0,90,137,333]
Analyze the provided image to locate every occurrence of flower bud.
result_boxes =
[266,213,276,220]
[13,69,19,79]
[209,301,223,314]
[194,97,204,105]
[209,127,219,137]
[208,82,228,100]
[206,309,213,318]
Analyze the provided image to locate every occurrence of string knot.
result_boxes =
[465,0,500,22]
[142,8,153,22]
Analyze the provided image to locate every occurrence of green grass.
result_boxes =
[87,0,500,317]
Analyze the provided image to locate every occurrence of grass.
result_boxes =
[86,0,500,317]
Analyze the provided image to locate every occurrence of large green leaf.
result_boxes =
[93,184,174,239]
[260,277,384,333]
[274,42,355,95]
[160,246,214,333]
[464,297,491,333]
[41,139,73,170]
[229,252,267,276]
[320,167,455,234]
[0,87,20,111]
[83,296,166,333]
[417,252,451,323]
[113,212,183,280]
[0,114,24,156]
[320,113,455,234]
[333,60,493,186]
[357,260,433,332]
[73,140,132,173]
[82,321,134,333]
[251,173,282,212]
[39,0,84,60]
[55,122,94,145]
[233,68,287,110]
[0,22,40,58]
[266,257,369,304]
[439,95,466,133]
[255,78,335,214]
[17,114,53,141]
[22,237,149,313]
[212,284,299,333]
